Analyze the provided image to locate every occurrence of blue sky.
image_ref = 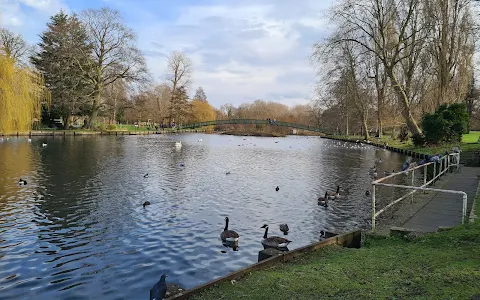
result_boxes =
[0,0,334,108]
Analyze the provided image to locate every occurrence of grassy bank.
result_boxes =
[192,201,480,300]
[330,132,480,155]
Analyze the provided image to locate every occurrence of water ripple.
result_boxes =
[0,134,408,299]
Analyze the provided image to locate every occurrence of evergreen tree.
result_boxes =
[170,86,190,124]
[193,86,207,102]
[31,11,93,129]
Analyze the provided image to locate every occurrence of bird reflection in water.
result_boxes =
[222,240,239,252]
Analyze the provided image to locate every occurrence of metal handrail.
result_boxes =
[371,152,464,230]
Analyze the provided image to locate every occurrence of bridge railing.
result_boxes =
[178,119,329,133]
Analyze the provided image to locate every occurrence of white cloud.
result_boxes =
[136,1,333,108]
[0,0,68,41]
[17,0,66,14]
[0,0,334,108]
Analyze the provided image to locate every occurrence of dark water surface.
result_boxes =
[0,134,408,299]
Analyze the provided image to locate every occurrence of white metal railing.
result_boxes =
[371,152,464,230]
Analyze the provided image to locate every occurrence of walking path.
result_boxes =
[402,167,479,232]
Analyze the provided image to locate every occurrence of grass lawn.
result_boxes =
[193,200,480,300]
[463,131,480,143]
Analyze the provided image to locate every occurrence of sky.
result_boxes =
[0,0,334,108]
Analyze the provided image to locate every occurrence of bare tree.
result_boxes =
[0,28,32,64]
[79,7,149,128]
[425,0,476,107]
[153,83,171,125]
[165,51,192,123]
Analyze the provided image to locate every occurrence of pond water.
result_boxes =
[0,134,408,299]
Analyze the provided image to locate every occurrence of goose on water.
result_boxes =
[150,274,167,300]
[275,186,279,192]
[175,141,182,147]
[279,224,289,234]
[260,224,291,249]
[27,138,32,142]
[143,201,151,208]
[42,143,47,147]
[365,190,371,196]
[226,171,231,175]
[220,217,239,242]
[327,186,341,200]
[144,173,149,178]
[318,192,328,207]
[18,179,27,186]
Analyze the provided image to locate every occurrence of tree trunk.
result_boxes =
[387,68,423,136]
[88,86,102,128]
[345,104,349,136]
[362,115,370,140]
[377,87,384,138]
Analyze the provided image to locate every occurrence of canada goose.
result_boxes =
[175,141,182,147]
[143,201,151,208]
[42,143,47,147]
[275,186,279,192]
[261,224,291,249]
[327,186,341,200]
[318,192,328,207]
[220,217,239,242]
[18,179,27,186]
[319,230,326,240]
[279,224,289,234]
[226,171,231,175]
[144,173,149,178]
[150,274,167,300]
[365,190,370,196]
[179,163,185,167]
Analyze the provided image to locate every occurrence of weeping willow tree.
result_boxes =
[0,55,49,134]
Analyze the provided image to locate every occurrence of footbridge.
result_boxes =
[178,119,331,134]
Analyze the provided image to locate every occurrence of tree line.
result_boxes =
[0,8,217,131]
[312,0,479,139]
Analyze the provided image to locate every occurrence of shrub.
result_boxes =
[107,124,116,130]
[421,103,469,145]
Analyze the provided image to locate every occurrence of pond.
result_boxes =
[0,134,408,299]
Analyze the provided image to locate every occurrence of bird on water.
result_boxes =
[143,201,151,208]
[318,192,328,207]
[150,274,167,300]
[18,179,27,186]
[260,224,291,249]
[275,186,279,192]
[279,223,289,235]
[220,217,239,242]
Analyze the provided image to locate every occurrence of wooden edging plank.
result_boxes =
[166,230,361,300]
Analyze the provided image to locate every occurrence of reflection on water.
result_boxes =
[0,134,408,299]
